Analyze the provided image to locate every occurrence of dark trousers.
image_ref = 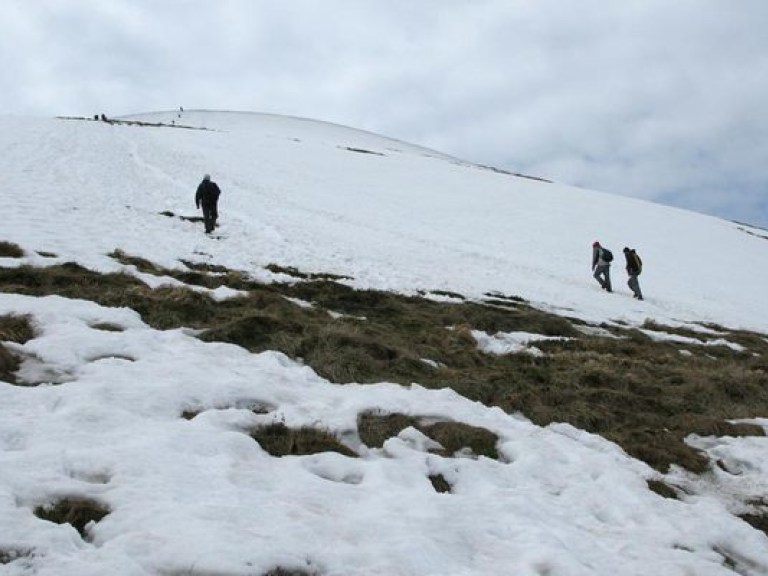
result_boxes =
[628,274,643,299]
[202,201,218,233]
[594,265,612,292]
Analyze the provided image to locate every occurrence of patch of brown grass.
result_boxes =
[0,314,35,384]
[250,423,357,457]
[425,421,500,459]
[647,480,679,499]
[357,412,419,448]
[34,497,110,540]
[266,263,351,282]
[739,512,768,537]
[109,248,164,274]
[0,314,34,343]
[3,256,768,474]
[0,344,20,383]
[429,474,452,493]
[357,412,499,459]
[90,322,125,332]
[0,241,24,258]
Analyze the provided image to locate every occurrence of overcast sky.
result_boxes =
[2,1,767,227]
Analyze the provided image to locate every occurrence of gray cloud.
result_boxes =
[2,0,766,226]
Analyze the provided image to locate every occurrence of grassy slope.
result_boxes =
[2,244,766,479]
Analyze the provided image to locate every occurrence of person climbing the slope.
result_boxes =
[592,241,613,292]
[623,247,643,300]
[195,174,221,234]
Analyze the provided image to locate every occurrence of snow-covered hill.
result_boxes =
[4,110,768,332]
[1,111,767,575]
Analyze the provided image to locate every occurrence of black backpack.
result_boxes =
[602,248,613,263]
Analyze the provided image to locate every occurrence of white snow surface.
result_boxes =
[0,111,767,575]
[470,329,569,357]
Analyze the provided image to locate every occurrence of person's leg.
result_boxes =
[629,275,643,299]
[594,267,606,289]
[604,267,612,292]
[202,205,213,233]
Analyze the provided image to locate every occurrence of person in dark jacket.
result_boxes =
[592,241,612,292]
[623,247,643,300]
[195,174,221,234]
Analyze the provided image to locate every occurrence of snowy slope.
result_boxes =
[0,111,767,575]
[2,110,768,332]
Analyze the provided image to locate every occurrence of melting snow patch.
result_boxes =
[284,296,315,309]
[327,309,366,321]
[640,329,746,352]
[574,324,620,338]
[207,285,248,301]
[130,270,247,301]
[420,358,444,369]
[397,426,444,453]
[471,329,570,356]
[674,428,768,517]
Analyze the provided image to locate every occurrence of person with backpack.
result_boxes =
[592,241,613,292]
[623,247,643,300]
[195,174,222,234]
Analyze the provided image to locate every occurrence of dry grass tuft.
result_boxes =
[0,314,35,384]
[179,259,230,274]
[0,241,24,258]
[250,423,357,457]
[358,412,419,448]
[109,248,163,274]
[429,474,452,493]
[90,322,125,332]
[424,421,500,459]
[33,497,110,539]
[739,512,768,537]
[647,479,680,500]
[357,412,500,459]
[0,314,34,344]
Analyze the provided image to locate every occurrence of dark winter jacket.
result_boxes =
[624,249,642,276]
[195,180,221,208]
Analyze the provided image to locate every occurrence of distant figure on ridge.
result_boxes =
[592,241,613,292]
[195,174,221,234]
[623,247,643,300]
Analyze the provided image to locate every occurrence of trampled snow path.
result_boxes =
[1,111,767,575]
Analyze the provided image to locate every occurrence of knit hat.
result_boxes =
[203,174,211,181]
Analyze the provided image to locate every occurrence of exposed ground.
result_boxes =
[3,241,768,548]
